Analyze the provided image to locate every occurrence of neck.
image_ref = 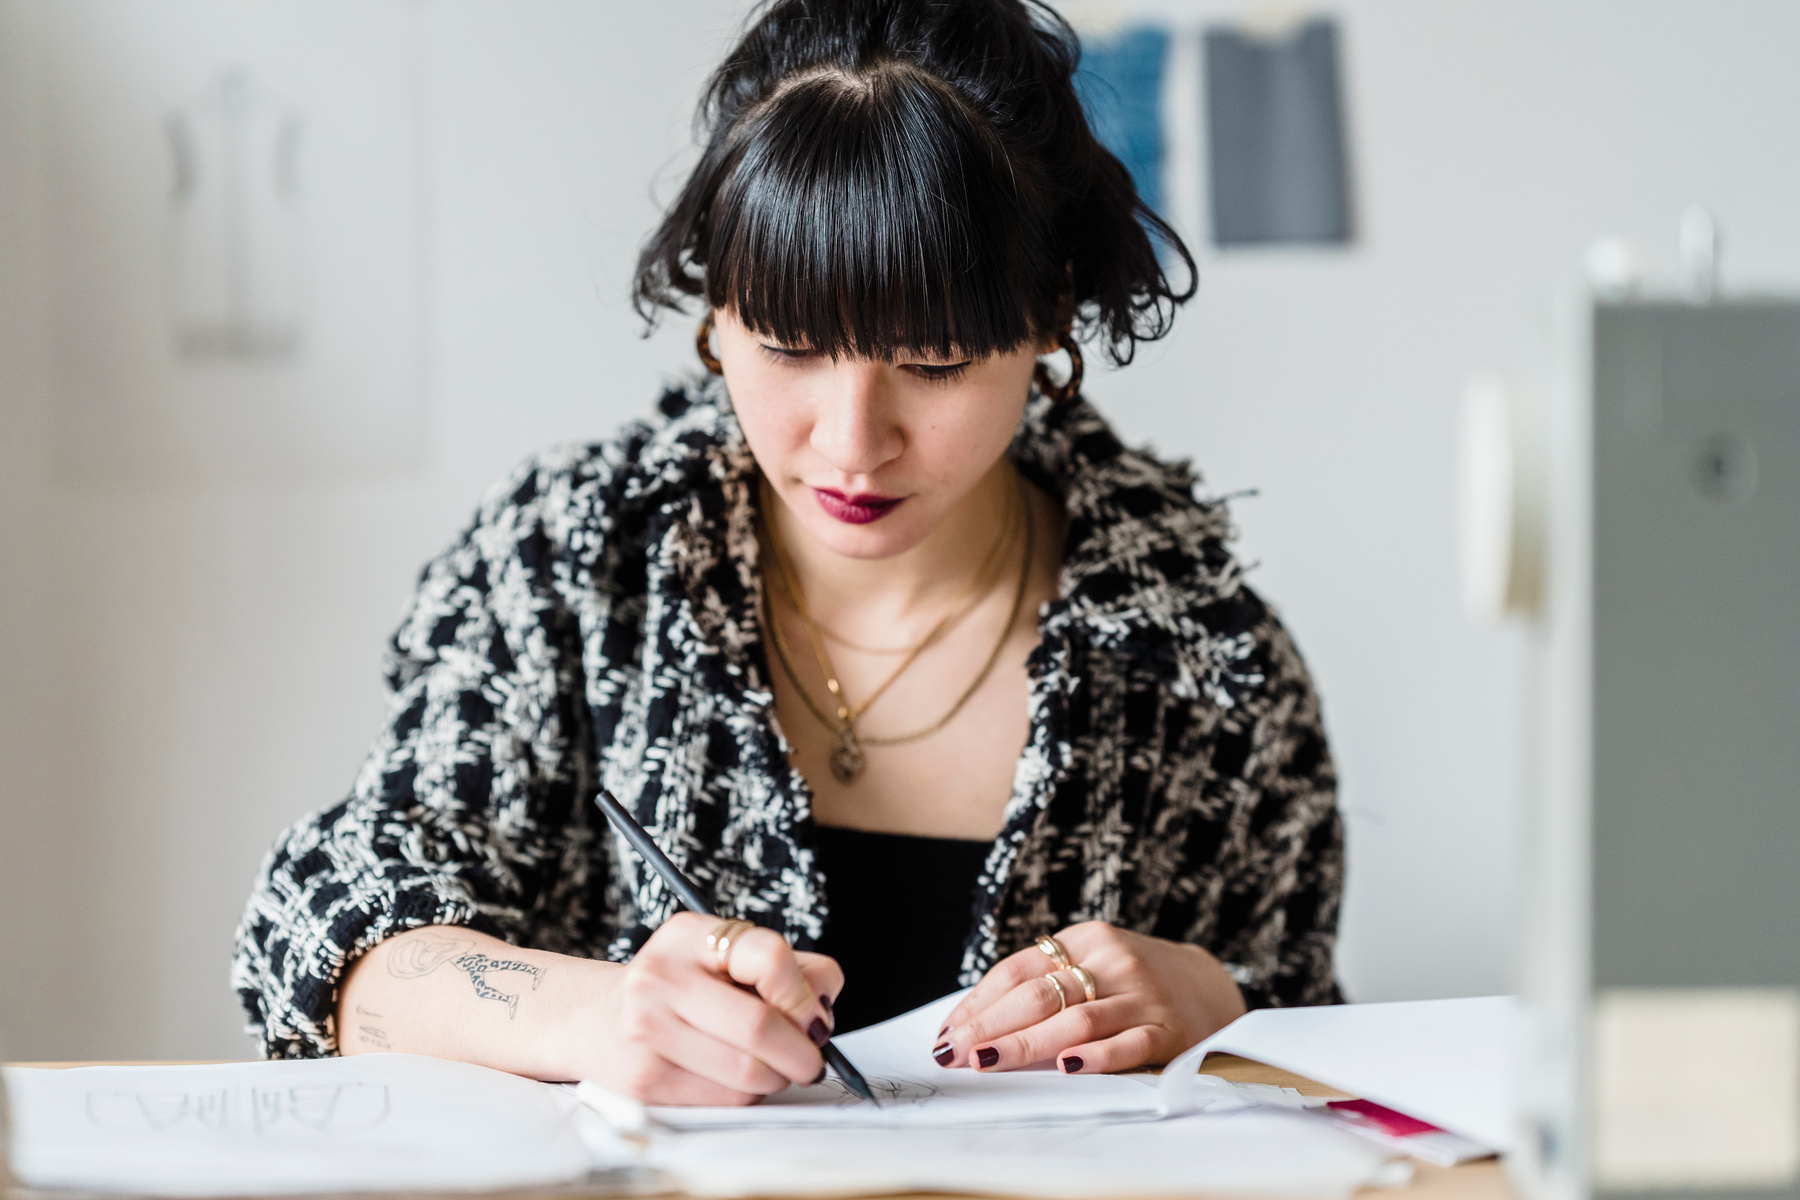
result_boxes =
[764,459,1018,630]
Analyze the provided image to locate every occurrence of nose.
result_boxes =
[810,363,903,478]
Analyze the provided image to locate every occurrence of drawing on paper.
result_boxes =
[815,1075,943,1107]
[85,1083,391,1136]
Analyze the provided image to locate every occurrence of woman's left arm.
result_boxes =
[934,615,1344,1074]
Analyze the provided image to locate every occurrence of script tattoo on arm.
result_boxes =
[385,931,547,1019]
[354,1005,392,1049]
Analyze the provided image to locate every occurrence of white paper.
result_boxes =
[1162,996,1518,1152]
[650,1108,1405,1198]
[645,991,1163,1129]
[4,1054,604,1195]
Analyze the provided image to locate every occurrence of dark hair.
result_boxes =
[633,0,1195,366]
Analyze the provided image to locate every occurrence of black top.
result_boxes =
[811,824,992,1032]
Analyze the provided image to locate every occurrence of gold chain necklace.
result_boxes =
[800,484,1019,656]
[762,476,1018,736]
[763,474,1035,784]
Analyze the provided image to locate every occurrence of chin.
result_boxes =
[800,510,932,560]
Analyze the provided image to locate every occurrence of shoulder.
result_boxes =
[464,379,740,552]
[1022,399,1308,714]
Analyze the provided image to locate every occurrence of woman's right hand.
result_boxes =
[336,920,841,1107]
[566,913,843,1105]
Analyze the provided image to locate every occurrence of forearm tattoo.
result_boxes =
[386,932,546,1019]
[354,1005,392,1050]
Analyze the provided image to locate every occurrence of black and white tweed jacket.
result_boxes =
[233,383,1345,1059]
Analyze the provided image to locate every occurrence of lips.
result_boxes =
[811,488,903,525]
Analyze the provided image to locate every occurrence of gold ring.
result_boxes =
[1035,935,1073,972]
[1068,963,1098,1003]
[706,918,754,977]
[1038,973,1068,1013]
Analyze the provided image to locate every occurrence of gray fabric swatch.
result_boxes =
[1205,18,1352,246]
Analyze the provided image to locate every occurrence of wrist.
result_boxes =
[526,953,625,1081]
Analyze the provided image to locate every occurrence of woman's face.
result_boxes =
[715,307,1048,560]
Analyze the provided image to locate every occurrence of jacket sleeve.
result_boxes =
[1183,603,1346,1010]
[231,453,608,1058]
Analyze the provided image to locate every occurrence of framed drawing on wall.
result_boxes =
[32,0,426,483]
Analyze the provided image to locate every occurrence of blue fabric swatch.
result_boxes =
[1075,25,1171,222]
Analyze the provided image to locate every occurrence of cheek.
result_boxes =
[727,379,809,465]
[912,381,1031,483]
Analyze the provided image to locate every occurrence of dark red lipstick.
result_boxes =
[812,488,903,525]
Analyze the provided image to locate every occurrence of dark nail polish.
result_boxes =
[1061,1055,1084,1073]
[808,1018,830,1046]
[821,994,833,1014]
[812,1065,827,1085]
[976,1047,999,1069]
[937,1024,948,1038]
[933,1042,954,1066]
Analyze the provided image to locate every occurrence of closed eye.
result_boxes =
[904,361,973,384]
[759,344,818,365]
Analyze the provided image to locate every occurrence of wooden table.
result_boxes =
[4,1056,1512,1200]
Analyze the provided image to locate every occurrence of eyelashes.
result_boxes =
[757,345,973,385]
[909,362,971,384]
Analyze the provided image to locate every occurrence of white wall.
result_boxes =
[2,0,1798,1060]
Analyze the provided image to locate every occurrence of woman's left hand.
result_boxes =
[931,922,1249,1075]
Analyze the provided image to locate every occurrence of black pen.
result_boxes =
[594,788,878,1106]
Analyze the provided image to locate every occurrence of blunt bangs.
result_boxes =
[703,67,1058,361]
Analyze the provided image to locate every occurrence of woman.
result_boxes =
[234,0,1342,1105]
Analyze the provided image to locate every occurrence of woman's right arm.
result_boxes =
[337,918,842,1105]
[235,447,841,1102]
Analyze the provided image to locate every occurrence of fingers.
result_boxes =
[958,995,1136,1071]
[940,922,1118,1038]
[939,943,1055,1035]
[795,950,846,1024]
[1054,1024,1178,1076]
[640,1002,795,1096]
[609,1047,765,1107]
[719,926,836,1047]
[624,915,828,1092]
[935,970,1091,1067]
[663,958,824,1086]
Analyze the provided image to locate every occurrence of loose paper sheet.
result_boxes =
[1162,995,1518,1151]
[645,990,1163,1128]
[4,1054,609,1195]
[651,1108,1405,1198]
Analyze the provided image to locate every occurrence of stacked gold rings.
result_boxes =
[707,918,754,976]
[1034,935,1099,1005]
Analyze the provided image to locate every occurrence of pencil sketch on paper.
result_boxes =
[774,1075,944,1109]
[85,1083,391,1137]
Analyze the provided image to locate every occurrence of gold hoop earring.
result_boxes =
[1033,333,1082,404]
[696,313,724,375]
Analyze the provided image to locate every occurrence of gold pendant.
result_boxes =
[829,732,865,784]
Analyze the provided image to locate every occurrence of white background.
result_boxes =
[3,0,1799,1060]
